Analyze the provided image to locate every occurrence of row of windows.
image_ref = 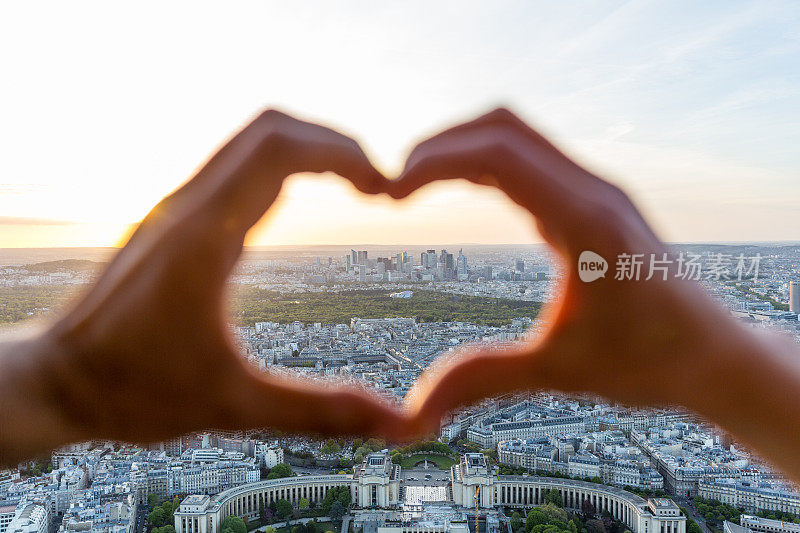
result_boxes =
[700,488,800,515]
[493,483,636,528]
[176,482,350,533]
[220,482,349,523]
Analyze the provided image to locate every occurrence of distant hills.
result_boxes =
[16,259,104,274]
[0,243,798,267]
[0,247,117,266]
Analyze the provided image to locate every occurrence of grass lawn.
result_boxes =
[233,288,541,327]
[399,454,456,469]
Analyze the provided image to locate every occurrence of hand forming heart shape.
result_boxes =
[0,108,765,468]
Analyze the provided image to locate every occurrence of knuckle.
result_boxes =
[479,126,521,164]
[253,109,291,149]
[605,182,635,209]
[256,108,287,124]
[343,136,364,157]
[488,106,518,121]
[579,197,636,252]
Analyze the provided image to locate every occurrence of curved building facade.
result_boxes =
[174,475,350,533]
[176,453,685,533]
[452,455,685,533]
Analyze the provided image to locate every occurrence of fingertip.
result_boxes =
[353,167,391,195]
[378,411,417,444]
[387,174,418,199]
[388,186,410,200]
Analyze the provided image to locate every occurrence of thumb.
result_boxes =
[221,368,412,443]
[402,343,547,439]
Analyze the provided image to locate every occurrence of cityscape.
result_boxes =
[2,243,800,533]
[2,4,798,533]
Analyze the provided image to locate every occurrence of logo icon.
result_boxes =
[578,250,607,282]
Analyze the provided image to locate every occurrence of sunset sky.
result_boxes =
[1,1,798,248]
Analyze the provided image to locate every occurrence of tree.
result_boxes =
[267,463,293,479]
[148,507,166,527]
[353,446,371,464]
[148,494,161,508]
[158,498,180,527]
[585,519,606,533]
[481,449,498,462]
[539,503,568,524]
[582,499,596,518]
[276,499,293,520]
[337,487,351,508]
[265,528,277,533]
[321,439,341,455]
[511,512,524,533]
[299,498,310,509]
[352,438,363,451]
[544,489,564,507]
[365,438,386,452]
[329,501,345,521]
[221,517,246,533]
[320,486,350,514]
[526,509,548,532]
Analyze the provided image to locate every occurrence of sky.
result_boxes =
[0,1,798,248]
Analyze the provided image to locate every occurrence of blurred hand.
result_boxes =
[390,108,755,437]
[6,106,799,483]
[0,110,407,464]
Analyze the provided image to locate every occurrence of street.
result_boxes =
[675,497,713,533]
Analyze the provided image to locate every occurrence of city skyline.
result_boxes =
[1,1,799,247]
[2,239,799,533]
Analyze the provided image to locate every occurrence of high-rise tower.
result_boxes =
[790,281,800,313]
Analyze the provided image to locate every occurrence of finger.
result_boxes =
[389,123,583,242]
[100,110,387,286]
[223,368,412,443]
[420,107,566,157]
[390,107,592,200]
[169,109,389,235]
[402,343,546,437]
[388,110,639,255]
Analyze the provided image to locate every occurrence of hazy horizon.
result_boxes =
[2,241,799,268]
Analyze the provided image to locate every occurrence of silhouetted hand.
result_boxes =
[0,110,406,465]
[390,109,800,482]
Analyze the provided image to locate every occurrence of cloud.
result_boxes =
[0,216,77,226]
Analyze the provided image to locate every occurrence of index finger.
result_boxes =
[389,108,652,256]
[165,109,389,236]
[228,367,413,442]
[402,344,545,437]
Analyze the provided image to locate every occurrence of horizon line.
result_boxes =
[1,240,800,251]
